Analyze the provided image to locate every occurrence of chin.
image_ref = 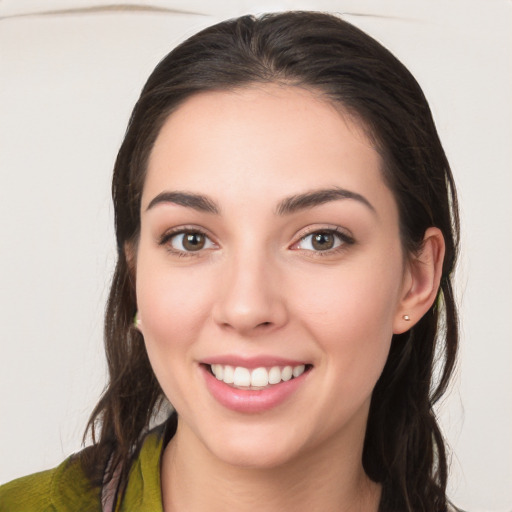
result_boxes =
[194,418,319,470]
[211,438,300,470]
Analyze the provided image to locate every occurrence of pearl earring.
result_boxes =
[403,315,411,321]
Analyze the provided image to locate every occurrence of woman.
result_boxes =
[0,11,459,512]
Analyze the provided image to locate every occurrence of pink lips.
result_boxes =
[200,356,311,414]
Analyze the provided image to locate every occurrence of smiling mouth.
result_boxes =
[205,363,312,390]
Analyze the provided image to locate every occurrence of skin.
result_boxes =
[132,85,445,512]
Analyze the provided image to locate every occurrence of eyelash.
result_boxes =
[292,227,355,257]
[158,227,217,257]
[158,226,355,257]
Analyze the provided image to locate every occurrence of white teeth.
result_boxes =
[212,364,223,380]
[251,367,269,387]
[210,363,308,388]
[292,364,305,378]
[268,366,281,385]
[233,367,251,387]
[281,366,293,381]
[223,365,234,384]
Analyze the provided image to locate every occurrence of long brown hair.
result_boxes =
[83,12,459,511]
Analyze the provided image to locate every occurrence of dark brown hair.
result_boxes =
[83,11,459,511]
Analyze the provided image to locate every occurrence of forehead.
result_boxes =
[142,85,393,216]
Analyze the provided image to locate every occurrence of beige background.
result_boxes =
[1,1,511,510]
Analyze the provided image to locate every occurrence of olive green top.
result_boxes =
[0,425,166,512]
[0,419,465,512]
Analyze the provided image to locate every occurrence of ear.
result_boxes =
[393,227,445,334]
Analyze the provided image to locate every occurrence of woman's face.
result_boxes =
[135,85,411,468]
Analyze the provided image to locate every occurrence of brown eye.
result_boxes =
[182,232,205,251]
[311,232,335,251]
[295,229,353,253]
[169,231,214,252]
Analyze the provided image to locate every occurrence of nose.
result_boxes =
[212,250,288,336]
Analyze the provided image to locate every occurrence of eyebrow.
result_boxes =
[145,187,375,216]
[146,191,220,214]
[275,187,376,216]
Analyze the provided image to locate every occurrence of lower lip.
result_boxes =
[201,365,309,413]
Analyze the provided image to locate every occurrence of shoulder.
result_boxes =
[0,467,55,512]
[0,450,101,512]
[0,416,175,512]
[117,420,172,511]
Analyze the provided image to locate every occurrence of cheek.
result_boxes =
[135,257,221,414]
[291,257,403,384]
[135,254,215,381]
[295,261,401,330]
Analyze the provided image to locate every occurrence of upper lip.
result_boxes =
[201,355,310,369]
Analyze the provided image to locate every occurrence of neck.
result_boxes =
[161,420,381,512]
